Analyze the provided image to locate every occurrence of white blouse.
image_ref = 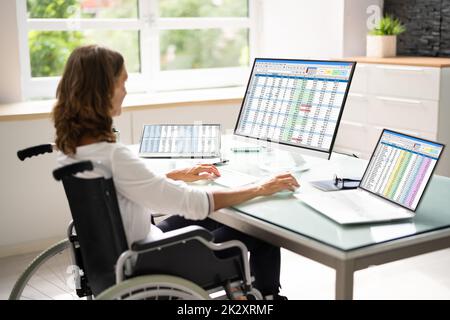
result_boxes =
[57,142,213,246]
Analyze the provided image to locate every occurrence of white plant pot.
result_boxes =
[366,35,397,58]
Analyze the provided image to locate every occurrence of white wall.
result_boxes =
[343,0,384,57]
[0,0,22,103]
[259,0,383,59]
[260,0,345,59]
[0,117,70,255]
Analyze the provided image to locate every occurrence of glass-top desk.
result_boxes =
[138,136,450,299]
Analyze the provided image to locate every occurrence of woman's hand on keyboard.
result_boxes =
[256,173,300,196]
[166,164,221,182]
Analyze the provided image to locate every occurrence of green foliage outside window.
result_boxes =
[27,0,78,19]
[26,0,249,77]
[160,29,248,70]
[27,0,139,77]
[159,0,248,17]
[159,0,249,70]
[29,31,83,77]
[27,0,82,77]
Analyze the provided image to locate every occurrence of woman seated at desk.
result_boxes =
[53,45,300,300]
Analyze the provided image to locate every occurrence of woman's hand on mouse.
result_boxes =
[256,173,300,196]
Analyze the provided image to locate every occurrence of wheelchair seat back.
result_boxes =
[60,175,128,296]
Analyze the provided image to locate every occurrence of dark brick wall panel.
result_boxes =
[384,0,450,57]
[441,0,450,56]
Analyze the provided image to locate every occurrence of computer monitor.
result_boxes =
[234,58,356,170]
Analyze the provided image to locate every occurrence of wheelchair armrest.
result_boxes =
[131,225,214,252]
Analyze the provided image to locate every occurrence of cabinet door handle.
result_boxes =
[376,96,422,105]
[348,93,367,100]
[375,65,426,73]
[342,120,366,128]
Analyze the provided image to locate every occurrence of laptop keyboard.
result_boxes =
[337,191,398,213]
[299,190,412,224]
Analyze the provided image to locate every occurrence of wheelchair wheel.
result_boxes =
[9,239,82,300]
[96,275,210,300]
[246,289,263,300]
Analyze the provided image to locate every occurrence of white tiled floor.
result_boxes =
[0,252,39,300]
[2,247,450,300]
[0,248,81,300]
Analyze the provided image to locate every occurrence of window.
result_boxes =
[16,0,260,99]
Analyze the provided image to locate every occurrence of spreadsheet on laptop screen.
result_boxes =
[235,59,355,153]
[360,130,444,211]
[139,124,220,157]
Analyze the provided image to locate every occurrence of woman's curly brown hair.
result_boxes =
[52,45,124,155]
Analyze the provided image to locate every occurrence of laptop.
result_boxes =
[299,129,445,224]
[138,124,221,158]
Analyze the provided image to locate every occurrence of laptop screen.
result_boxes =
[360,129,444,211]
[139,124,221,158]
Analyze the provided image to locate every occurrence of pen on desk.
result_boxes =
[231,148,261,153]
[212,159,229,166]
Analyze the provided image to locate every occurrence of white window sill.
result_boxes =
[0,86,245,120]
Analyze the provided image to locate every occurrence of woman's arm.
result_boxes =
[112,145,211,220]
[165,163,300,211]
[212,173,300,210]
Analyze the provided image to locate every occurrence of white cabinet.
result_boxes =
[334,60,450,177]
[368,64,440,100]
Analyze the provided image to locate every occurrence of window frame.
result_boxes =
[16,0,261,99]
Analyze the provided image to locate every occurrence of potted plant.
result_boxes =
[366,15,406,58]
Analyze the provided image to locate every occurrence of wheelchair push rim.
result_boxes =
[9,239,82,300]
[96,274,210,300]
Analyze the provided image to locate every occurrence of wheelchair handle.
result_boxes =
[53,161,94,181]
[17,144,55,161]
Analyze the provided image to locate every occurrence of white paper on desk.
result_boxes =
[370,223,417,243]
[259,163,311,174]
[212,169,259,188]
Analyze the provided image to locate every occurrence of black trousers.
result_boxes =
[156,215,281,296]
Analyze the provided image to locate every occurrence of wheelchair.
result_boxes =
[9,144,262,300]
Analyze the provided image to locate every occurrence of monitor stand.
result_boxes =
[258,146,311,174]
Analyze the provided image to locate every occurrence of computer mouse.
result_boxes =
[274,189,296,197]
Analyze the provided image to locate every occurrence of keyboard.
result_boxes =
[213,168,260,188]
[298,190,413,224]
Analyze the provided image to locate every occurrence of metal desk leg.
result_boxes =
[335,260,354,300]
